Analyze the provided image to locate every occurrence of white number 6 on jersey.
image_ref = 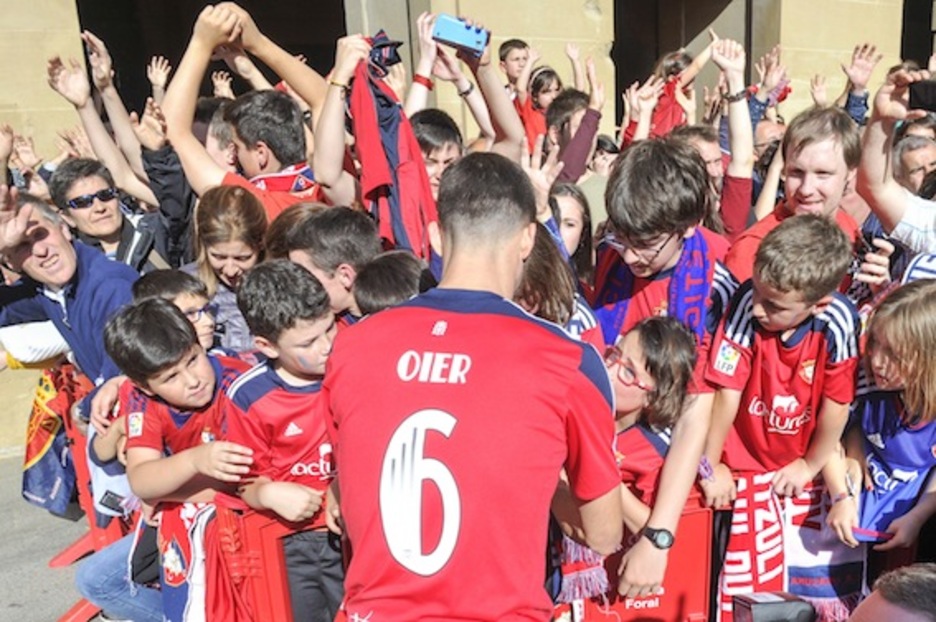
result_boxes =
[379,409,461,576]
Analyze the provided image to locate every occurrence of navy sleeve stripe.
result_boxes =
[577,342,614,411]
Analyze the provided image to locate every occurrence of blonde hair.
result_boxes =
[194,186,267,296]
[867,279,936,423]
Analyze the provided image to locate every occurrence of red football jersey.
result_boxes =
[223,363,334,529]
[124,355,250,456]
[705,282,859,473]
[323,288,619,621]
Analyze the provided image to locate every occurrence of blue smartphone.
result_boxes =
[431,14,489,58]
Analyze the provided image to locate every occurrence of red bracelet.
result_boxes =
[413,74,434,91]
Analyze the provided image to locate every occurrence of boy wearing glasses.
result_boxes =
[590,137,738,600]
[702,215,860,619]
[49,158,169,274]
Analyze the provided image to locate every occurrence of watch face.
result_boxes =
[646,528,674,549]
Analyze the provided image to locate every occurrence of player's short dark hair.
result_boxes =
[872,563,936,621]
[411,108,464,154]
[437,152,536,241]
[237,259,331,342]
[284,206,381,274]
[49,158,116,210]
[606,138,709,243]
[132,270,209,303]
[546,89,589,131]
[353,250,426,315]
[223,90,305,166]
[104,298,199,387]
[754,214,852,303]
[498,39,528,61]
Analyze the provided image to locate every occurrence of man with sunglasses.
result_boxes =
[49,158,169,275]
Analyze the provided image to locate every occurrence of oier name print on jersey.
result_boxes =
[397,350,472,384]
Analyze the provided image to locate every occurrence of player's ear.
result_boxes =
[134,380,156,397]
[810,295,834,316]
[519,221,536,261]
[253,335,280,360]
[428,220,443,257]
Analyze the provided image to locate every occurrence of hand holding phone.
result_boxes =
[431,14,489,59]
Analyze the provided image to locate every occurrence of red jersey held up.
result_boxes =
[704,282,860,473]
[323,288,619,622]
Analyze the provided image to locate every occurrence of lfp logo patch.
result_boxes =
[713,341,741,376]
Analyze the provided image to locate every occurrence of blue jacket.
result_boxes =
[0,242,137,401]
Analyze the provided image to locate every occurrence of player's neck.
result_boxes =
[437,251,520,299]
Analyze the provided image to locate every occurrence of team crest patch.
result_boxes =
[161,537,187,587]
[127,412,144,438]
[201,428,215,444]
[799,360,816,385]
[713,341,740,376]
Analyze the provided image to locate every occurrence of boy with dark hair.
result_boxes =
[163,5,347,217]
[106,298,253,621]
[323,152,622,621]
[353,250,427,315]
[133,269,217,351]
[284,206,381,322]
[498,38,529,98]
[223,259,341,620]
[590,134,738,598]
[410,109,464,200]
[703,214,860,619]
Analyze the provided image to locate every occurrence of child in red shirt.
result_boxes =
[223,260,342,622]
[703,215,861,620]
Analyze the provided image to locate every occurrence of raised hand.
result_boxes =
[146,55,172,90]
[843,42,883,93]
[0,125,15,164]
[432,47,464,83]
[635,75,665,118]
[212,70,235,99]
[810,74,829,108]
[565,43,580,62]
[586,57,604,112]
[415,11,439,68]
[711,39,746,80]
[47,56,92,108]
[332,34,372,85]
[59,126,94,159]
[521,135,564,221]
[192,4,242,51]
[13,134,41,170]
[130,97,168,151]
[873,68,932,122]
[216,2,263,52]
[82,31,114,90]
[0,184,31,256]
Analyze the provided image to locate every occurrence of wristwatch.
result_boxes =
[642,526,675,550]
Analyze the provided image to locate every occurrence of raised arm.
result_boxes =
[162,5,241,196]
[0,125,12,186]
[312,35,369,206]
[566,43,586,91]
[514,47,541,106]
[857,69,931,233]
[459,21,525,163]
[677,29,718,89]
[216,45,274,91]
[46,55,159,206]
[403,11,440,117]
[83,31,149,182]
[146,55,172,105]
[714,40,754,178]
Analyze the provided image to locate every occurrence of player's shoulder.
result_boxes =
[815,292,860,334]
[901,253,936,284]
[721,279,756,347]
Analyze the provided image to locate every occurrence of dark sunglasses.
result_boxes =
[66,187,118,210]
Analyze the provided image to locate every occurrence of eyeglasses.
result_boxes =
[66,187,118,210]
[183,303,218,323]
[603,345,654,392]
[602,232,676,264]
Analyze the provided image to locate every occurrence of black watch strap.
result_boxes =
[642,526,675,550]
